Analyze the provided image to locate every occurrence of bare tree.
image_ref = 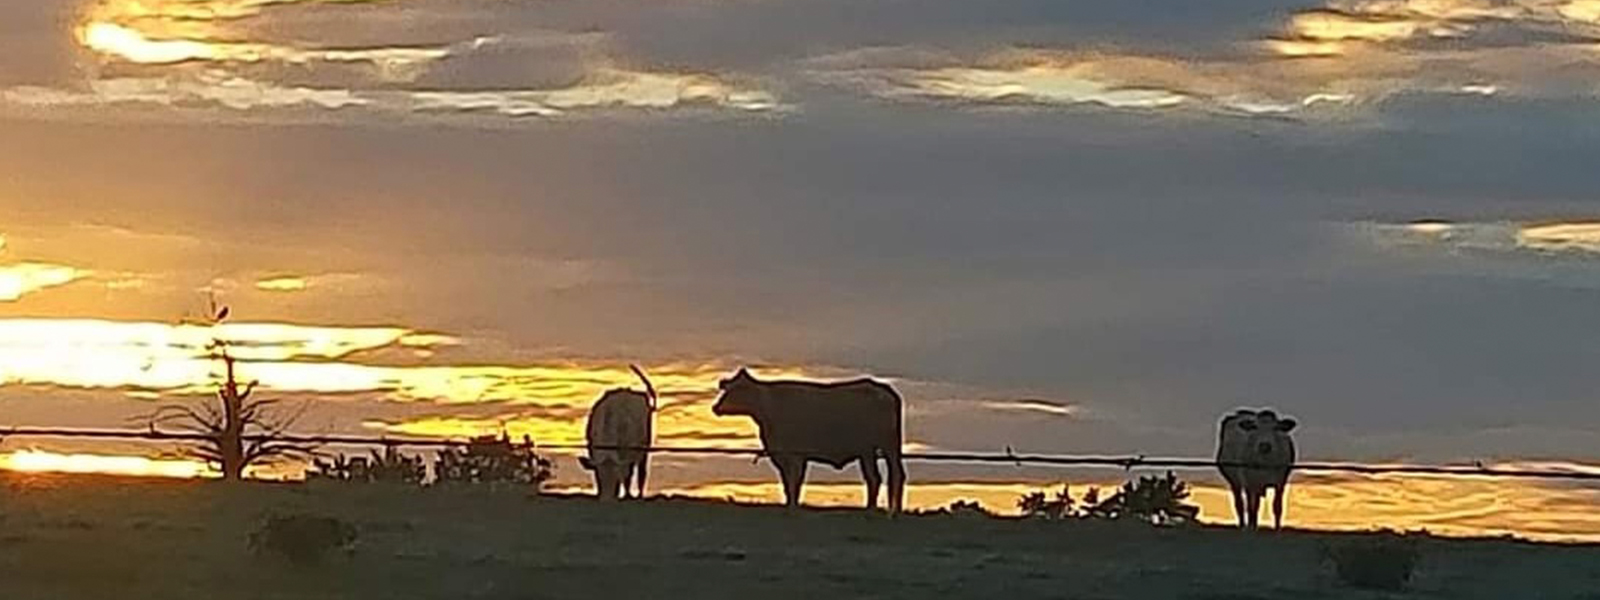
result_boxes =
[141,302,315,480]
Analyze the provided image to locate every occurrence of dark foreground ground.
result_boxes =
[0,474,1597,600]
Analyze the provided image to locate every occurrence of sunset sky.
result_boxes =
[2,0,1600,540]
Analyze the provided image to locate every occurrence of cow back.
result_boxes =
[586,390,652,467]
[750,379,902,467]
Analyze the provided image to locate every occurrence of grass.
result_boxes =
[1,472,1597,599]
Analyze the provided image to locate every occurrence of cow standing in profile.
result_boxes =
[1215,408,1298,530]
[712,367,906,513]
[580,366,657,501]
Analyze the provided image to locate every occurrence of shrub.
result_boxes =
[248,513,358,566]
[1326,532,1421,591]
[1084,471,1200,525]
[310,444,426,485]
[935,499,993,518]
[433,433,554,489]
[1017,484,1073,520]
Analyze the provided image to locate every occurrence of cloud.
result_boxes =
[980,398,1081,418]
[0,317,839,405]
[1356,219,1600,257]
[78,21,460,74]
[816,0,1600,120]
[1,0,785,123]
[0,233,89,301]
[255,275,309,292]
[0,263,86,301]
[406,68,786,117]
[1,73,369,110]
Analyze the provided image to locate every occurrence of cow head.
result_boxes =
[1232,409,1298,461]
[712,368,761,416]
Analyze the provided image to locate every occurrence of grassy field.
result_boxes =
[1,473,1597,600]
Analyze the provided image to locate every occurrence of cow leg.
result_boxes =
[885,450,906,515]
[1271,485,1286,530]
[620,463,635,500]
[860,455,882,511]
[634,455,649,500]
[595,463,619,501]
[1230,487,1247,529]
[1245,489,1263,530]
[775,457,807,509]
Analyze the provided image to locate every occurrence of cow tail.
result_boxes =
[629,364,658,412]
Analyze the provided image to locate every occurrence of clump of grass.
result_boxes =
[1325,531,1422,591]
[248,513,358,566]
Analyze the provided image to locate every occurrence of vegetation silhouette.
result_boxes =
[1325,531,1423,591]
[309,443,426,485]
[1015,473,1200,525]
[1017,483,1074,520]
[1085,471,1201,525]
[249,513,358,567]
[432,433,554,489]
[136,303,315,480]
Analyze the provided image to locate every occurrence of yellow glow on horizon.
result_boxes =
[658,472,1600,543]
[0,449,216,479]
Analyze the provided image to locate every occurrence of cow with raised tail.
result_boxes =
[1216,408,1298,530]
[712,367,906,513]
[580,365,657,501]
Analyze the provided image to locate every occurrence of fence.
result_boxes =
[3,426,1598,482]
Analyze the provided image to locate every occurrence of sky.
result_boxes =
[2,0,1600,540]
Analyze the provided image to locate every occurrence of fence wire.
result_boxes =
[3,426,1597,482]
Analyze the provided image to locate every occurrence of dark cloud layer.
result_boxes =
[3,0,1600,472]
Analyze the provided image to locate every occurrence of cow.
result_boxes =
[1216,408,1298,530]
[579,365,657,501]
[711,367,906,513]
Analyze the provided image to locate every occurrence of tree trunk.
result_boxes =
[219,354,246,481]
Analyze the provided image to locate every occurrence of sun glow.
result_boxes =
[80,21,223,64]
[0,449,216,479]
[0,263,85,301]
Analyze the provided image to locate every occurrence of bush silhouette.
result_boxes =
[248,513,358,566]
[1017,484,1073,520]
[1084,471,1200,525]
[1326,532,1421,591]
[923,499,992,518]
[310,444,426,485]
[433,433,554,488]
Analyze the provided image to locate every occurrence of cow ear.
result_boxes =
[1237,419,1259,432]
[1277,418,1298,433]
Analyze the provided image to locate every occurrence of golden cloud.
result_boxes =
[0,317,836,406]
[0,263,87,302]
[1516,222,1600,254]
[824,0,1600,119]
[1358,219,1600,258]
[5,0,784,122]
[255,275,309,292]
[409,69,786,117]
